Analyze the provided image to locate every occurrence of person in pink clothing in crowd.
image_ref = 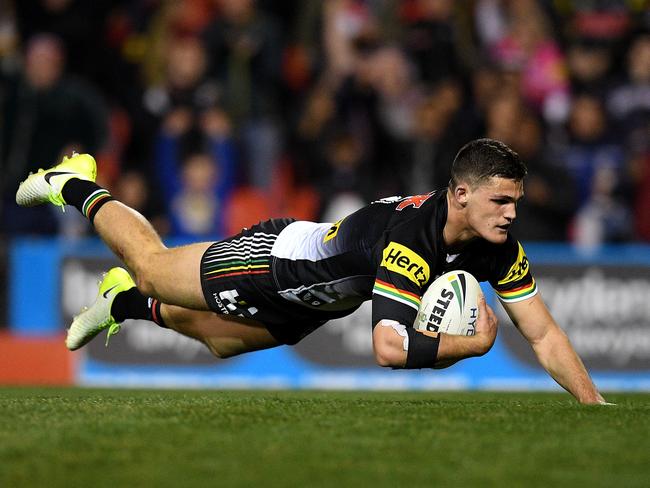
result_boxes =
[477,0,570,124]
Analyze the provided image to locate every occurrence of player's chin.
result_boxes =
[484,228,509,244]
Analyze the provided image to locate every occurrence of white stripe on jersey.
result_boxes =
[271,221,344,261]
[204,236,276,257]
[208,233,277,244]
[203,250,272,264]
[204,242,274,257]
[204,234,276,252]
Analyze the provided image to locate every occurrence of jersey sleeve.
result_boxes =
[371,241,430,327]
[489,238,538,303]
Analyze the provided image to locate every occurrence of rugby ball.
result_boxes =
[414,270,481,336]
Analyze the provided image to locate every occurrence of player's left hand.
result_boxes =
[474,293,498,355]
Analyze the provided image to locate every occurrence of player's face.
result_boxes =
[465,177,523,244]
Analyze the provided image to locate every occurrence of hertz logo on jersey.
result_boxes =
[381,242,430,286]
[497,242,530,285]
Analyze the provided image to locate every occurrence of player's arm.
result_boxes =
[502,294,607,405]
[372,295,498,369]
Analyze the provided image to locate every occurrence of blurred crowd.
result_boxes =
[0,0,648,245]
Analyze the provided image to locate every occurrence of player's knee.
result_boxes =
[133,269,157,298]
[205,344,233,359]
[131,259,166,299]
[203,338,242,359]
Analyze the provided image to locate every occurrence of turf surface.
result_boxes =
[0,388,647,487]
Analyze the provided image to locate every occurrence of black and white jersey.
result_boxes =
[200,189,537,343]
[268,190,537,328]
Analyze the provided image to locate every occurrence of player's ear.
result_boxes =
[453,183,470,207]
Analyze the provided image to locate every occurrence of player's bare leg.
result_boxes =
[65,265,281,352]
[16,153,210,311]
[92,201,210,310]
[160,305,280,358]
[14,153,265,351]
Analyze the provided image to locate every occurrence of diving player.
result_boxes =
[15,138,607,404]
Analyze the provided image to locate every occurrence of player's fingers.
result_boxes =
[478,294,495,321]
[486,303,497,323]
[489,309,498,328]
[477,293,486,314]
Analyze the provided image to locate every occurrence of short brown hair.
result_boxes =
[449,138,527,189]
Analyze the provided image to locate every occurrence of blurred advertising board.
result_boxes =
[498,265,650,371]
[9,238,650,390]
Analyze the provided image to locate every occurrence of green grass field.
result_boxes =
[0,388,648,487]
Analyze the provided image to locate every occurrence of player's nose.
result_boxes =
[504,203,516,221]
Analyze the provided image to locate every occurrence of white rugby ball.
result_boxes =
[414,270,481,336]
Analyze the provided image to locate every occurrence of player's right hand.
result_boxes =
[474,294,498,355]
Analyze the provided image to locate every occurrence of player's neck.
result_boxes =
[443,190,479,252]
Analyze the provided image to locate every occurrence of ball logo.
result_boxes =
[426,274,466,328]
[425,273,476,335]
[447,273,467,312]
[426,287,455,332]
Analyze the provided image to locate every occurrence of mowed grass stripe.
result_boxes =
[0,389,648,488]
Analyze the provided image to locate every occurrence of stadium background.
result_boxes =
[0,0,649,389]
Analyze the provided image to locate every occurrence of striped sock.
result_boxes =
[82,189,113,221]
[111,288,168,328]
[148,298,168,328]
[61,179,114,223]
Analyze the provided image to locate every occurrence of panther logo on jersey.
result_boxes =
[497,242,530,285]
[396,192,435,211]
[324,219,343,243]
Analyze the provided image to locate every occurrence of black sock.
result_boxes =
[111,288,168,328]
[61,178,114,223]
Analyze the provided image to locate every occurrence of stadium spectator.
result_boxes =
[555,94,625,203]
[607,33,650,160]
[323,0,379,83]
[12,0,114,91]
[400,79,467,195]
[313,128,374,219]
[325,49,385,191]
[372,46,422,142]
[483,90,525,147]
[480,0,570,124]
[135,35,221,165]
[0,33,107,235]
[293,83,339,185]
[400,0,461,84]
[553,93,633,245]
[509,113,576,242]
[603,33,650,242]
[0,1,19,76]
[566,38,614,98]
[202,0,283,190]
[112,169,168,237]
[284,0,325,95]
[154,106,237,239]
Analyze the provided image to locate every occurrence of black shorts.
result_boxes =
[200,218,328,345]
